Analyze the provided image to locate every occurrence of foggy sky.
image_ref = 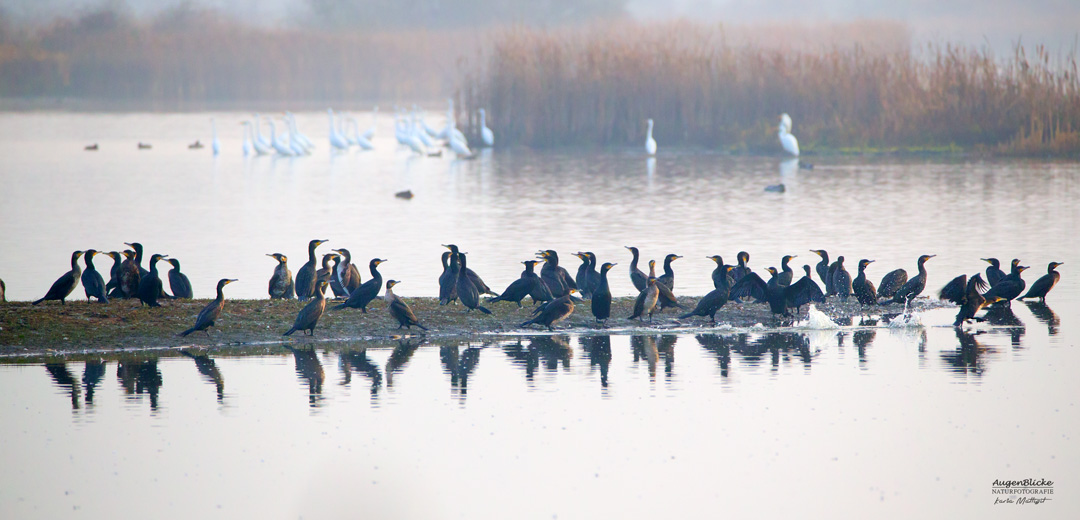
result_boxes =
[2,0,1076,54]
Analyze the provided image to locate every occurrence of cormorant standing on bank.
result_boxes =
[335,258,386,312]
[982,258,1006,287]
[983,258,1028,304]
[439,251,458,305]
[33,250,84,305]
[180,279,237,337]
[384,280,427,330]
[832,256,852,301]
[521,291,576,330]
[266,253,295,299]
[852,259,877,305]
[1019,262,1063,302]
[455,253,491,314]
[296,239,328,300]
[658,254,682,290]
[629,277,660,322]
[591,262,616,325]
[680,265,733,324]
[285,280,329,336]
[626,246,648,292]
[137,254,169,307]
[81,249,109,303]
[489,260,548,307]
[884,254,935,304]
[167,258,193,299]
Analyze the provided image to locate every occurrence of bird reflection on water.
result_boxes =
[286,346,325,408]
[180,349,224,403]
[340,348,383,397]
[440,342,481,401]
[1023,301,1059,336]
[503,336,572,384]
[580,335,612,391]
[117,358,163,411]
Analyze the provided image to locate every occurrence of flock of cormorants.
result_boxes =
[13,238,1064,337]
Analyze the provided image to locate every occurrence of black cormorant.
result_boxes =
[33,250,84,305]
[731,251,751,282]
[124,242,149,279]
[877,268,908,299]
[326,254,349,297]
[335,258,386,312]
[730,268,768,303]
[445,245,495,296]
[167,258,193,299]
[81,250,109,303]
[982,258,1006,287]
[284,280,330,336]
[119,249,141,298]
[852,259,877,305]
[384,280,427,330]
[810,249,830,286]
[629,277,660,322]
[884,254,935,304]
[137,254,168,307]
[764,267,790,316]
[658,254,683,290]
[831,256,852,301]
[0,277,5,302]
[983,259,1028,304]
[626,246,648,291]
[573,252,594,298]
[104,251,123,298]
[707,255,733,290]
[332,248,362,294]
[489,260,547,307]
[778,254,797,286]
[591,262,616,325]
[438,251,458,305]
[521,291,576,330]
[180,279,237,337]
[1019,262,1063,302]
[266,253,295,299]
[454,253,491,314]
[680,265,732,324]
[939,274,996,326]
[295,239,329,300]
[538,249,576,298]
[786,265,825,313]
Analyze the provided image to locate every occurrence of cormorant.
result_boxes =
[982,258,1006,287]
[137,254,169,307]
[445,245,495,296]
[626,246,648,291]
[104,251,123,298]
[80,249,109,303]
[787,265,825,314]
[332,248,362,294]
[658,254,683,290]
[166,258,193,299]
[764,267,790,316]
[325,254,349,297]
[707,255,733,290]
[295,239,329,300]
[119,249,141,298]
[33,250,84,305]
[629,277,660,322]
[982,259,1028,304]
[884,254,935,304]
[537,249,576,298]
[939,274,996,326]
[384,280,427,330]
[591,262,616,325]
[731,251,752,282]
[454,253,491,314]
[1019,262,1063,302]
[266,253,295,299]
[730,268,768,303]
[521,291,576,330]
[335,258,386,312]
[778,254,797,286]
[877,268,909,299]
[0,277,5,302]
[652,259,684,311]
[584,252,602,297]
[489,260,547,307]
[573,252,594,298]
[438,251,458,305]
[284,280,330,336]
[852,259,877,305]
[124,242,149,279]
[832,256,852,301]
[825,256,843,297]
[680,265,732,324]
[810,249,830,286]
[179,279,237,337]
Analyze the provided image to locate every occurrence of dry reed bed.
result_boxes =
[459,21,1080,155]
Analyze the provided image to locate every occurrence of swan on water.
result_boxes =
[779,113,799,156]
[645,118,656,155]
[479,108,494,147]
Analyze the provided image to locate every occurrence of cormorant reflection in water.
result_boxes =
[180,349,225,403]
[82,360,105,406]
[695,334,732,379]
[385,339,423,388]
[853,329,876,367]
[983,305,1025,349]
[340,348,383,397]
[45,363,81,410]
[631,335,659,378]
[441,343,481,400]
[1023,301,1059,336]
[117,358,163,411]
[502,336,572,383]
[580,335,612,390]
[285,346,324,408]
[942,328,994,377]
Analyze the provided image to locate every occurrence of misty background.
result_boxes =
[2,0,1076,54]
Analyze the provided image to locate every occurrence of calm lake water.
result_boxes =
[1,112,1079,518]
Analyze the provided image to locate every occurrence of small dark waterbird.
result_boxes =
[590,262,616,325]
[626,246,648,292]
[982,258,1006,287]
[1019,262,1063,302]
[179,279,237,337]
[454,253,491,314]
[521,290,576,330]
[884,254,935,304]
[80,249,109,303]
[296,239,329,300]
[384,280,427,330]
[266,253,295,299]
[680,265,733,324]
[285,280,330,336]
[982,258,1028,304]
[137,254,169,307]
[33,250,84,305]
[335,258,386,312]
[852,259,877,305]
[167,258,193,299]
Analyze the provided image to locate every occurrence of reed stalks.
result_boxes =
[459,20,1080,155]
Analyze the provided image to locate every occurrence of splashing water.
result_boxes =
[799,304,841,330]
[887,299,924,328]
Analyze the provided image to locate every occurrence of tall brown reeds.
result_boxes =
[460,20,1080,155]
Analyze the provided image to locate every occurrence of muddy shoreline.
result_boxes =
[0,295,950,356]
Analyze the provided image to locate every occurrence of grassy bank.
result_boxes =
[0,295,946,354]
[459,20,1080,155]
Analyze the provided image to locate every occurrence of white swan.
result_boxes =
[211,118,220,155]
[362,106,378,140]
[244,121,272,155]
[267,120,294,156]
[779,113,799,156]
[479,108,494,147]
[645,118,656,155]
[287,112,315,151]
[286,118,307,155]
[349,119,373,150]
[449,134,473,157]
[413,113,436,148]
[241,121,251,156]
[327,109,350,151]
[253,113,272,150]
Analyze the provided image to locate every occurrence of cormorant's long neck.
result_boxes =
[85,254,96,271]
[171,260,181,272]
[308,243,318,264]
[918,259,928,278]
[216,282,227,301]
[523,263,535,275]
[456,256,467,278]
[600,268,610,288]
[370,262,381,278]
[664,258,675,277]
[71,252,82,271]
[149,258,160,274]
[441,253,450,271]
[629,249,639,269]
